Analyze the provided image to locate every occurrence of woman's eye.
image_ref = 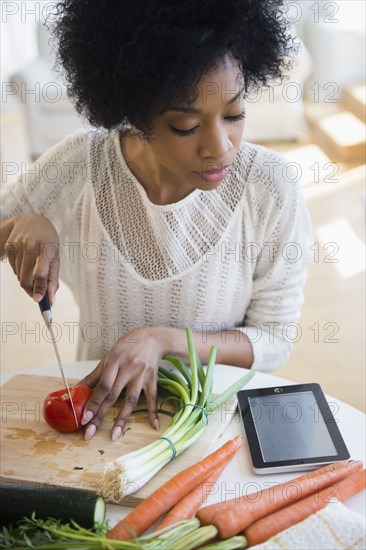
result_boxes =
[169,111,246,137]
[169,125,198,137]
[226,111,246,122]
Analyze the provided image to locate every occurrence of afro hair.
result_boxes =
[52,0,296,136]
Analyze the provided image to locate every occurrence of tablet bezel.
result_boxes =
[237,383,350,474]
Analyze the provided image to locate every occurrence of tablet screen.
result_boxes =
[248,391,338,462]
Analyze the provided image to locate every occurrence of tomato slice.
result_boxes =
[43,385,93,432]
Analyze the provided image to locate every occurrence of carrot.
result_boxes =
[209,460,363,539]
[155,463,226,530]
[106,435,243,540]
[245,468,366,546]
[197,460,360,526]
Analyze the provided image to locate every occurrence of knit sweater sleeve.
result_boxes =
[0,130,90,236]
[239,148,313,372]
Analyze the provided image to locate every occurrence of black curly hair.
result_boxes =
[52,0,295,136]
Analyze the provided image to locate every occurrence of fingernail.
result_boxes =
[84,424,96,440]
[154,418,160,430]
[112,426,122,442]
[82,410,93,425]
[33,293,42,302]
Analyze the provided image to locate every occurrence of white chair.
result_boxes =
[243,39,313,143]
[10,22,85,160]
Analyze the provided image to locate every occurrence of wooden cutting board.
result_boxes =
[1,374,236,506]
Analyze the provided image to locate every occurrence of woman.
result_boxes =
[0,0,312,441]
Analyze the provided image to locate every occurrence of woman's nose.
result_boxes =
[198,127,232,162]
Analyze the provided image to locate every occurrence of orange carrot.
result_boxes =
[245,469,366,546]
[209,460,363,539]
[106,435,243,540]
[197,460,360,526]
[155,463,226,530]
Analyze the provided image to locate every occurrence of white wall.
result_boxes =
[1,2,40,81]
[290,0,366,98]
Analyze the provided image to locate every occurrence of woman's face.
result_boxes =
[148,57,246,193]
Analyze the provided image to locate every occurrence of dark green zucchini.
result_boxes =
[0,483,106,528]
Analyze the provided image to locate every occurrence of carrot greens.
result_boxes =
[0,516,248,549]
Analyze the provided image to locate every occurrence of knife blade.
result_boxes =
[38,293,79,429]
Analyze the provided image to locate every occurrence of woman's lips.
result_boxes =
[198,165,230,183]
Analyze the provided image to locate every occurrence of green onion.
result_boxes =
[162,355,193,387]
[195,352,207,393]
[101,328,255,503]
[157,366,191,397]
[199,536,248,549]
[169,525,218,550]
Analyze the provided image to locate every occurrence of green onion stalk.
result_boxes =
[101,329,255,503]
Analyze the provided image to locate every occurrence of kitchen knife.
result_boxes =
[38,292,79,428]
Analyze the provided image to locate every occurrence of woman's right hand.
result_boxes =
[1,214,60,304]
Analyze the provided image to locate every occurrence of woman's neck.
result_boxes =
[119,133,194,205]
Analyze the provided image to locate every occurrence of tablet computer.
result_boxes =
[237,383,350,474]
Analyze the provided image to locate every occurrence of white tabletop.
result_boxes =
[1,361,365,527]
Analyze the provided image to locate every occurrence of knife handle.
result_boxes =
[38,292,52,326]
[38,292,51,313]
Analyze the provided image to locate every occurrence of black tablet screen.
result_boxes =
[248,391,338,462]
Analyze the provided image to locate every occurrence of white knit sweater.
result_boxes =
[1,129,312,371]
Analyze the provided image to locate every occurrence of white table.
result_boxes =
[2,362,365,527]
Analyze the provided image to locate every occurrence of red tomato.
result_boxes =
[43,385,93,432]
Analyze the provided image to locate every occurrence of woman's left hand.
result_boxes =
[77,327,169,441]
